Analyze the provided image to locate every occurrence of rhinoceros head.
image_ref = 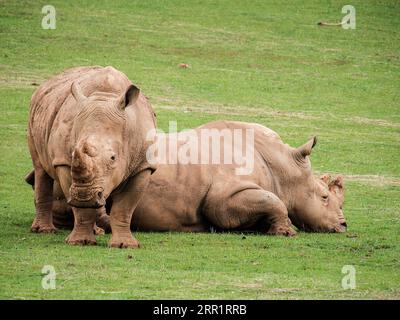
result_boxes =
[67,82,150,208]
[288,138,346,233]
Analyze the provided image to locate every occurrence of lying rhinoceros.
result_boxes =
[27,120,346,238]
[132,120,346,235]
[27,66,156,248]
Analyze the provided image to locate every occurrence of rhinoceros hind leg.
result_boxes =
[203,185,296,236]
[65,207,97,245]
[30,168,57,233]
[96,207,111,234]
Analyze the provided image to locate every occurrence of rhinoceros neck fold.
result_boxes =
[255,141,307,213]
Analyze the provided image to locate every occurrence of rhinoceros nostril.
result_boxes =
[340,222,347,228]
[97,191,103,199]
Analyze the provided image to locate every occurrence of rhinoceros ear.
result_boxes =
[297,136,317,158]
[120,84,140,110]
[320,173,331,185]
[330,175,344,189]
[71,82,87,103]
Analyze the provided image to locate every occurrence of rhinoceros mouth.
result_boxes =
[70,180,94,188]
[333,222,347,233]
[68,184,105,208]
[67,198,105,208]
[70,184,100,201]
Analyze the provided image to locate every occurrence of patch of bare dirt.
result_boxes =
[0,68,45,88]
[156,104,316,120]
[344,174,400,187]
[316,173,400,187]
[347,116,400,129]
[233,282,263,290]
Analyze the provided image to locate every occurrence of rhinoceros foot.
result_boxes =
[93,224,105,235]
[108,235,140,249]
[267,225,297,237]
[31,218,58,234]
[65,231,97,246]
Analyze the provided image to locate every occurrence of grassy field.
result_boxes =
[0,0,399,299]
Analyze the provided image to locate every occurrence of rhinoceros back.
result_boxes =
[28,66,131,178]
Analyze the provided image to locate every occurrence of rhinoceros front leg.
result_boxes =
[31,167,57,233]
[55,166,98,245]
[108,169,152,249]
[65,207,98,245]
[203,185,296,236]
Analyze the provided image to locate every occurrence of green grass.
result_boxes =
[0,0,399,299]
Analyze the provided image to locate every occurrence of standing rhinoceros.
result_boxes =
[29,120,346,236]
[27,66,156,248]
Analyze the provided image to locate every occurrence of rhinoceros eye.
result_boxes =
[110,155,116,161]
[322,195,329,201]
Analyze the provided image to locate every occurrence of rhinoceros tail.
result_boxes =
[25,170,35,187]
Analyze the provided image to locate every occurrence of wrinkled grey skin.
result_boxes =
[27,121,346,238]
[132,121,346,235]
[27,66,156,248]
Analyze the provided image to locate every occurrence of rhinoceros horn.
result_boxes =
[296,136,317,158]
[71,143,95,182]
[71,82,87,103]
